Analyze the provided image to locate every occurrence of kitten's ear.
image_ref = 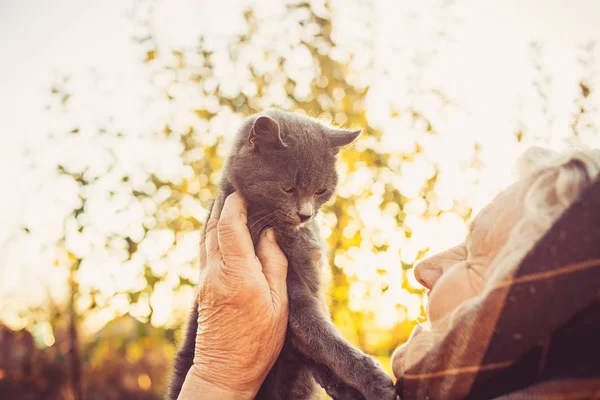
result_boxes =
[249,116,287,150]
[328,128,362,154]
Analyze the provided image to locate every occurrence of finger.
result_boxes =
[204,193,225,267]
[257,229,289,303]
[217,192,255,264]
[209,191,226,222]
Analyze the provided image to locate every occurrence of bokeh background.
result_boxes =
[1,0,600,398]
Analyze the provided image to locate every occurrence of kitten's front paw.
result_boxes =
[363,380,397,400]
[362,359,397,400]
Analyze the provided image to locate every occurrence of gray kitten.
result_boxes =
[167,110,396,400]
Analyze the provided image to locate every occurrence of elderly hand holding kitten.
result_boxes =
[175,193,289,399]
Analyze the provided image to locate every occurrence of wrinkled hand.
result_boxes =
[182,192,289,399]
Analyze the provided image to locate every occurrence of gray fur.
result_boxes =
[167,110,396,400]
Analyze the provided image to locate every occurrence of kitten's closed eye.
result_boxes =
[281,186,327,195]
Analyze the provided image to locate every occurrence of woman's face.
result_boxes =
[414,179,529,325]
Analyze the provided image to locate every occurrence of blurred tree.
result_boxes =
[10,1,598,400]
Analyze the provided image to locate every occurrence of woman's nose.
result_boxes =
[414,260,442,290]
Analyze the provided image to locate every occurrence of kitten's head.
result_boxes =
[228,109,361,231]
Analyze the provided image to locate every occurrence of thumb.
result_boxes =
[256,229,288,304]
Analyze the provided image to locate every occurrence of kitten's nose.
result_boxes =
[297,213,311,223]
[298,202,313,223]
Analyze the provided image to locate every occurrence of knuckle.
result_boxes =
[217,217,236,234]
[274,255,289,268]
[205,245,220,260]
[204,219,219,236]
[220,253,251,270]
[266,258,289,275]
[206,217,219,230]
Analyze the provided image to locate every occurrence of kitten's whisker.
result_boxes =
[248,210,273,228]
[257,215,278,233]
[249,214,278,245]
[248,211,277,232]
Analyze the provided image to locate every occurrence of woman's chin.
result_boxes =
[391,322,430,379]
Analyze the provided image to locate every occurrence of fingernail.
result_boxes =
[266,229,276,242]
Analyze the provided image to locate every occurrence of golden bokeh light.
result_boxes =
[0,0,599,398]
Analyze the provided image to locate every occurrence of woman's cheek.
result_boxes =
[427,265,479,323]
